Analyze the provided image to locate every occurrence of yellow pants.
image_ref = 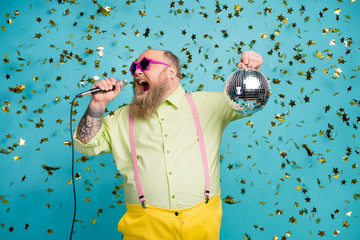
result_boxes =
[118,193,222,240]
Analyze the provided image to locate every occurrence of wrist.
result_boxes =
[88,99,107,118]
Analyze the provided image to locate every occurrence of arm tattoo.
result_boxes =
[76,107,104,144]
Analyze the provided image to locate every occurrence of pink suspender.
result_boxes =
[129,113,146,208]
[184,93,210,203]
[128,93,210,209]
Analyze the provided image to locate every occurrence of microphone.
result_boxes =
[76,80,126,98]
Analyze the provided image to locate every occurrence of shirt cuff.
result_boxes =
[73,124,105,155]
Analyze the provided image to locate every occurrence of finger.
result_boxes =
[114,81,121,93]
[241,51,249,65]
[93,80,107,90]
[101,79,111,91]
[95,79,112,91]
[253,53,263,70]
[237,62,246,69]
[109,77,116,86]
[106,78,114,91]
[252,52,262,69]
[256,55,263,71]
[247,52,256,69]
[107,78,117,91]
[110,78,121,92]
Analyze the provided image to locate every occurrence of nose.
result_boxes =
[134,67,143,76]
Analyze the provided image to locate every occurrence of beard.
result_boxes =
[129,76,170,119]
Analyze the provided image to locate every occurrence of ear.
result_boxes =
[168,65,178,79]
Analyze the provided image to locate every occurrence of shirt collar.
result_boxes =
[162,84,185,109]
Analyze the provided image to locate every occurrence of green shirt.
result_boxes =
[74,85,244,209]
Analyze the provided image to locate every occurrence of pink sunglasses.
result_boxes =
[129,57,171,76]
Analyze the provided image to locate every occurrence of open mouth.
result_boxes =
[138,80,150,93]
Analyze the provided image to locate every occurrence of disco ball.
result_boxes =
[224,68,271,115]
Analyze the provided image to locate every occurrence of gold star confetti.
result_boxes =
[334,67,342,78]
[139,9,146,17]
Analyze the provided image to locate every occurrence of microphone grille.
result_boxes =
[117,80,126,90]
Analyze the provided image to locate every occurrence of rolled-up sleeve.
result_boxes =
[73,121,112,156]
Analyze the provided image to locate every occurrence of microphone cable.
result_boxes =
[68,79,126,239]
[69,96,79,240]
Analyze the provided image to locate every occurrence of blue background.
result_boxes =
[1,0,359,239]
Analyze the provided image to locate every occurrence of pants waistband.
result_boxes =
[125,192,221,219]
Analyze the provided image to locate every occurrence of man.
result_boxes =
[74,49,263,240]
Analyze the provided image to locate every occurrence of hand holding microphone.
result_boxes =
[76,78,126,98]
[76,77,127,112]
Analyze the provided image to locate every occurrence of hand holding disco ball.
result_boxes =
[224,68,271,116]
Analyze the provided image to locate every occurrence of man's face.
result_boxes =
[132,50,171,96]
[129,50,172,119]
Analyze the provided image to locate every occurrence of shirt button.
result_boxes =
[167,150,170,154]
[161,118,164,121]
[165,134,168,137]
[172,195,175,199]
[175,212,179,216]
[169,172,172,175]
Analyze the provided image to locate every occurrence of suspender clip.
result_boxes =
[204,190,210,204]
[141,200,146,209]
[139,195,146,209]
